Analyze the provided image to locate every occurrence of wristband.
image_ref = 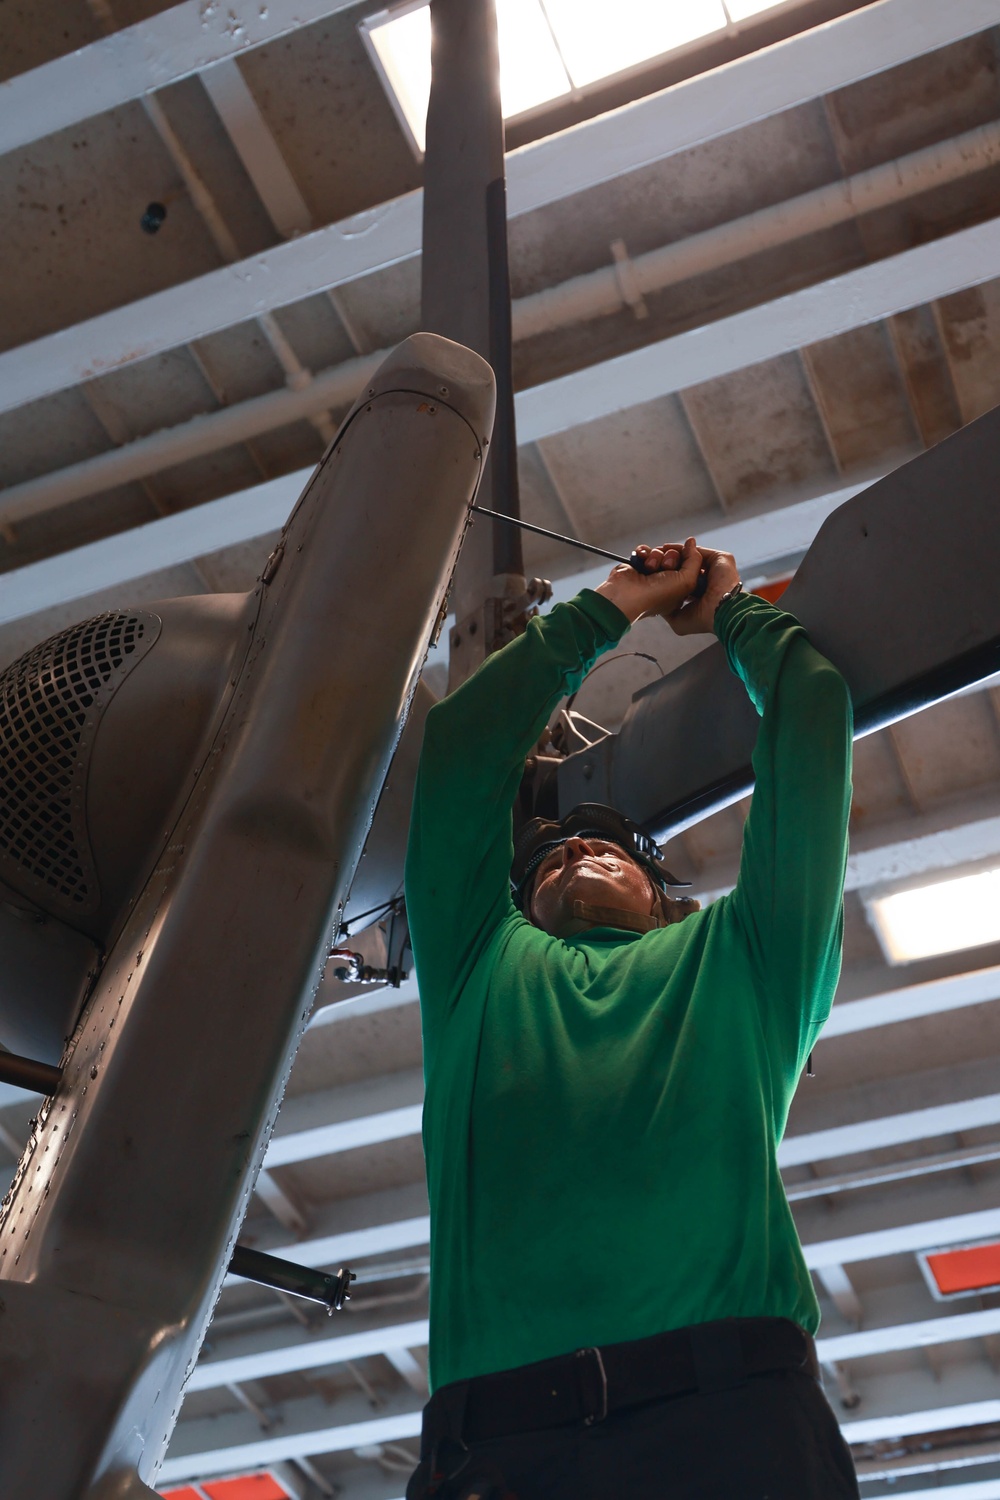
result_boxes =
[713,580,744,614]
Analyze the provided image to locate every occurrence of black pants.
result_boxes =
[408,1368,860,1499]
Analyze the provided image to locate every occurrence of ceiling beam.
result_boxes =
[3,0,997,418]
[6,201,998,528]
[803,1204,1000,1270]
[184,1299,1000,1396]
[0,475,865,633]
[240,1181,999,1281]
[515,217,1000,443]
[819,1306,1000,1364]
[160,1388,423,1483]
[842,1398,1000,1447]
[187,1317,431,1393]
[230,1181,431,1278]
[693,788,1000,906]
[0,0,363,161]
[201,58,314,239]
[887,1484,1000,1500]
[264,1069,424,1168]
[5,0,991,166]
[779,1092,1000,1169]
[825,962,1000,1038]
[162,1361,1000,1480]
[251,1055,1000,1174]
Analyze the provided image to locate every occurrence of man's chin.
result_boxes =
[554,870,641,915]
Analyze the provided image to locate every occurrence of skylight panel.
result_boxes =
[725,0,789,18]
[497,0,572,118]
[868,865,1000,963]
[363,0,744,155]
[541,0,729,88]
[365,4,434,154]
[363,0,570,155]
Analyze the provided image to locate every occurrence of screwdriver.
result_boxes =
[469,504,708,594]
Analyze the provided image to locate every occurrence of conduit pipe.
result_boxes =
[5,117,1000,529]
[514,116,1000,339]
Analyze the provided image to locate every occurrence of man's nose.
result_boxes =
[562,837,594,865]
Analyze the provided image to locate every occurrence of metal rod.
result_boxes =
[470,503,633,567]
[229,1244,355,1314]
[470,504,709,598]
[0,1050,62,1095]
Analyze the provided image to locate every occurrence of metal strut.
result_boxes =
[229,1245,355,1315]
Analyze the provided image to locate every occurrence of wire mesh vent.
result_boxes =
[0,611,160,914]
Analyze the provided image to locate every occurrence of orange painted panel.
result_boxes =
[751,578,792,604]
[926,1241,1000,1295]
[160,1489,205,1499]
[202,1479,289,1500]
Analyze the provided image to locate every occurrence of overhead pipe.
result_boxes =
[513,115,1000,339]
[4,118,1000,530]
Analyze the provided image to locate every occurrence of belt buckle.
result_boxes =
[574,1346,608,1426]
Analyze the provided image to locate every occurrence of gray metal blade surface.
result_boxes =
[557,403,1000,841]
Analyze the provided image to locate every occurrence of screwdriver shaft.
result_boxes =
[469,504,631,567]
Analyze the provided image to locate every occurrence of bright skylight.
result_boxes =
[868,866,1000,964]
[362,0,795,154]
[540,0,728,88]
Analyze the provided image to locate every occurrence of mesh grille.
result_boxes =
[0,613,150,909]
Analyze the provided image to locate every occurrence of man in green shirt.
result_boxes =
[405,538,859,1498]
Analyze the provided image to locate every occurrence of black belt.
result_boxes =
[421,1317,819,1454]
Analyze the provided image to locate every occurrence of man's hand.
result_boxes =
[595,537,703,624]
[665,545,740,635]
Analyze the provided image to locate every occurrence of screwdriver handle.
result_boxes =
[629,549,709,597]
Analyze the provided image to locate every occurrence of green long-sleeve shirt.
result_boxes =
[405,589,853,1393]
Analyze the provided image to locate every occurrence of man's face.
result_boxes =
[528,835,660,936]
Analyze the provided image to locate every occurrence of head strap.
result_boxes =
[511,802,690,910]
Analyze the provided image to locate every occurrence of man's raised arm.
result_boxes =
[405,539,705,1031]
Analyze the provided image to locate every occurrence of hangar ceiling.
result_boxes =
[4,0,1000,1495]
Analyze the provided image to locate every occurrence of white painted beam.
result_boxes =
[231,1182,431,1279]
[0,0,363,161]
[778,1093,1000,1169]
[818,1306,1000,1364]
[241,1189,999,1285]
[4,0,996,202]
[803,1205,1000,1270]
[243,1213,432,1274]
[888,1484,1000,1500]
[254,1168,308,1237]
[201,59,313,239]
[385,1346,429,1396]
[160,1390,423,1482]
[815,1264,863,1327]
[185,1302,1000,1399]
[4,0,999,417]
[695,790,1000,906]
[0,474,863,635]
[6,202,998,526]
[187,1318,430,1393]
[0,466,304,628]
[264,1069,424,1168]
[842,1399,1000,1446]
[825,963,1000,1038]
[515,217,1000,443]
[165,1330,1000,1480]
[847,805,1000,893]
